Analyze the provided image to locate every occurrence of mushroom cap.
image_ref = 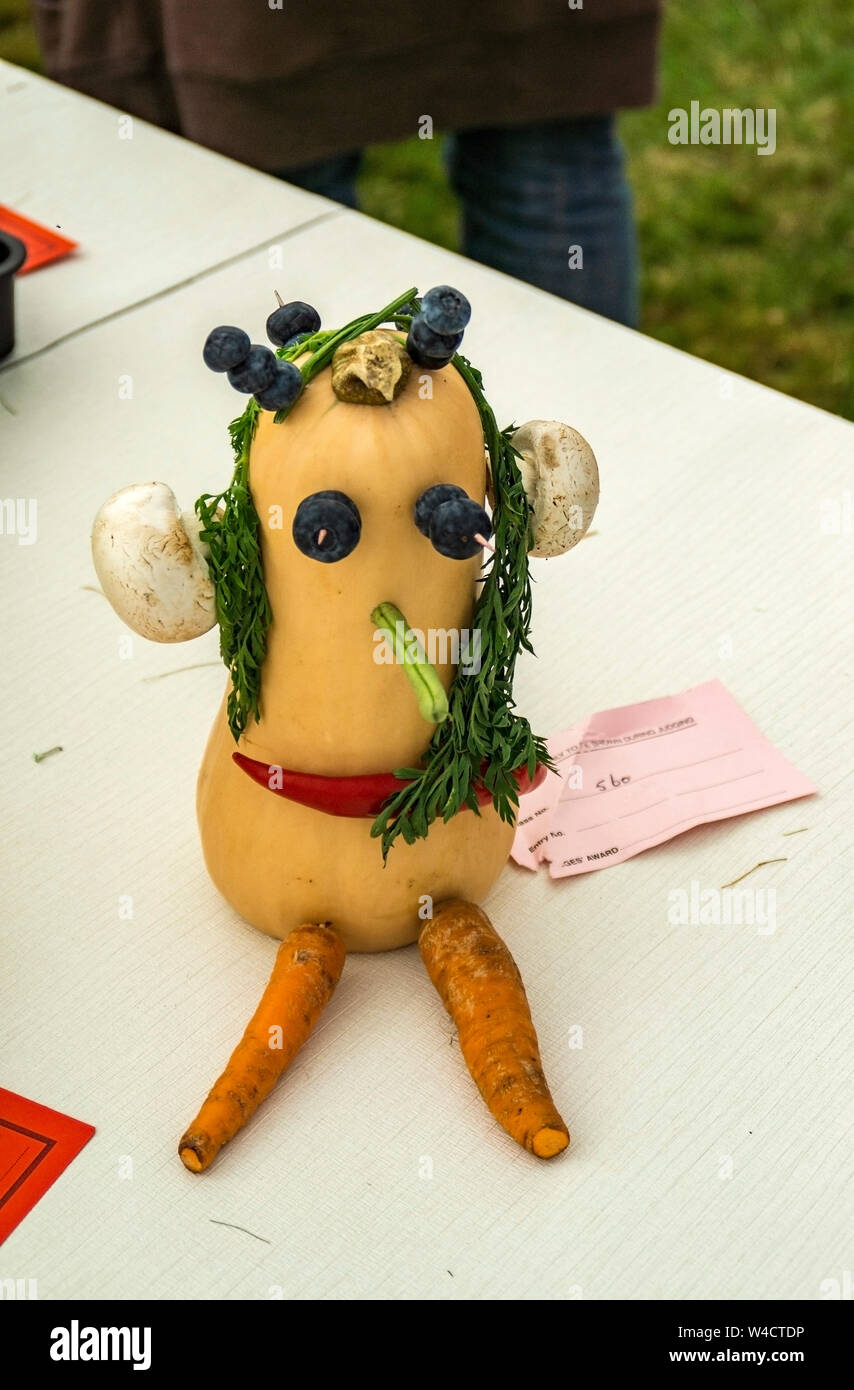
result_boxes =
[511,420,599,559]
[91,481,216,642]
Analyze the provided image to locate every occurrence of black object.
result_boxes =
[203,325,251,372]
[227,344,277,393]
[405,314,463,368]
[421,285,471,336]
[266,300,321,347]
[292,490,361,563]
[0,232,26,360]
[429,496,492,559]
[414,484,491,558]
[254,360,304,411]
[414,484,466,537]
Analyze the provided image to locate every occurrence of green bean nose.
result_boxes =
[371,602,450,725]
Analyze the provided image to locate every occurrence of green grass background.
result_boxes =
[3,0,851,418]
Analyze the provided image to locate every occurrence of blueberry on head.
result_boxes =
[203,326,251,373]
[414,485,492,559]
[292,490,361,563]
[227,345,277,394]
[406,316,463,369]
[267,298,321,348]
[420,285,471,337]
[404,284,470,369]
[254,360,304,412]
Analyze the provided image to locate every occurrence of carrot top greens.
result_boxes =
[196,288,551,858]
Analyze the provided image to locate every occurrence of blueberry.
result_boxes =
[254,361,304,411]
[266,300,321,348]
[203,325,251,372]
[409,348,458,371]
[414,484,467,538]
[406,314,463,368]
[292,490,361,563]
[429,497,492,560]
[227,345,277,394]
[283,331,312,350]
[421,285,471,337]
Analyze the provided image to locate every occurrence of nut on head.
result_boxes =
[331,330,411,405]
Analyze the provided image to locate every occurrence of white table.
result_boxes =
[1,61,851,1302]
[0,63,333,359]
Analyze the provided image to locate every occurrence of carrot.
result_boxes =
[179,923,345,1173]
[419,900,569,1159]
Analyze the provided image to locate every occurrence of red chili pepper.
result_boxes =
[232,753,546,820]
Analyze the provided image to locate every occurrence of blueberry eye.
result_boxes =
[414,484,492,559]
[414,484,466,537]
[293,490,361,563]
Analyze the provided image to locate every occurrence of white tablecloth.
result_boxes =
[1,61,851,1301]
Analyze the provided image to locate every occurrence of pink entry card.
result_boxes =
[512,680,817,877]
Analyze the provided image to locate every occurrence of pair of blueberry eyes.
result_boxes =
[292,485,492,563]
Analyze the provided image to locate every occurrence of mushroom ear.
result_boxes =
[91,483,217,642]
[511,421,599,558]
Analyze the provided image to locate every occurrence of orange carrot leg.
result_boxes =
[419,899,569,1159]
[179,923,345,1173]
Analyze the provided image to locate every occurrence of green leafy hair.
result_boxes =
[196,289,550,857]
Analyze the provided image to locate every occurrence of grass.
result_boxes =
[621,0,854,420]
[3,0,851,418]
[0,0,38,68]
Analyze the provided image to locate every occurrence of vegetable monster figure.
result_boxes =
[91,288,598,1168]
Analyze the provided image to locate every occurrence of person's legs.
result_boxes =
[274,151,363,209]
[447,116,638,327]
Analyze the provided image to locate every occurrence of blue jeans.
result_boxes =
[277,116,638,328]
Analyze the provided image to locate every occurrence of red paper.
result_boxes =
[0,206,77,274]
[0,1089,94,1243]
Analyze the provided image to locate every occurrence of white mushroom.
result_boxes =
[91,482,217,642]
[511,420,599,558]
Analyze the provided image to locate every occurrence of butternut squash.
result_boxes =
[196,346,514,951]
[93,291,588,1163]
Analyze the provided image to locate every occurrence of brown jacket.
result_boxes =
[31,0,661,169]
